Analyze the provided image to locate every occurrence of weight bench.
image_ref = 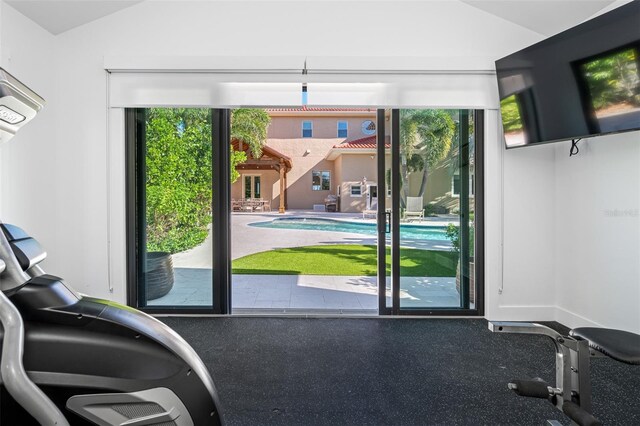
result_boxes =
[489,321,640,426]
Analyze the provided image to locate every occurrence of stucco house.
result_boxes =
[231,108,467,213]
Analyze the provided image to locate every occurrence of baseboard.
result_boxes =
[486,305,556,321]
[554,306,604,329]
[487,305,605,330]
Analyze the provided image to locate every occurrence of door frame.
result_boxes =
[125,108,230,314]
[376,109,485,316]
[242,174,263,199]
[126,107,483,316]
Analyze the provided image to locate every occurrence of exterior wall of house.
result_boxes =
[406,165,456,212]
[264,139,338,209]
[235,110,459,213]
[335,154,381,213]
[268,115,376,140]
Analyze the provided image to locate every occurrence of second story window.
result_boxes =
[302,121,313,138]
[337,121,348,138]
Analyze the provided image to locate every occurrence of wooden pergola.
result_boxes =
[232,139,293,213]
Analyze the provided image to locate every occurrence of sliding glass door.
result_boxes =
[127,107,482,315]
[377,109,483,315]
[126,108,229,313]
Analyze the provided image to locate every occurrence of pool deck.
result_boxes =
[153,210,460,311]
[172,210,456,268]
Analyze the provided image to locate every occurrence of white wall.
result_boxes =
[7,0,632,330]
[554,133,640,333]
[484,109,557,322]
[0,3,59,267]
[21,0,543,304]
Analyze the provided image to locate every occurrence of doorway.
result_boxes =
[126,107,483,316]
[243,175,262,200]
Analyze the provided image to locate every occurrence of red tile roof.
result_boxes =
[332,135,390,149]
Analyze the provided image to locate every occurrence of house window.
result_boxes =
[350,184,363,197]
[337,121,348,138]
[452,174,461,196]
[452,173,475,197]
[302,121,313,138]
[312,171,330,191]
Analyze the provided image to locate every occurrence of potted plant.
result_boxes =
[145,252,174,300]
[446,223,475,305]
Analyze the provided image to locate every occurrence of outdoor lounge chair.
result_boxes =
[404,197,424,221]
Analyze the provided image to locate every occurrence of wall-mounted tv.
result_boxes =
[496,1,640,149]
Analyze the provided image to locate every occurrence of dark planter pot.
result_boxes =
[145,252,174,301]
[455,260,475,305]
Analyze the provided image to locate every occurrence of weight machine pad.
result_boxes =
[571,327,640,365]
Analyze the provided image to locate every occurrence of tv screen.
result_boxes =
[496,1,640,148]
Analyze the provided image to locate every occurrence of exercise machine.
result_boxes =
[0,68,223,425]
[489,321,640,426]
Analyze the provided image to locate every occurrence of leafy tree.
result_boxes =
[582,48,640,110]
[500,95,524,133]
[399,109,456,207]
[145,108,269,253]
[231,108,271,158]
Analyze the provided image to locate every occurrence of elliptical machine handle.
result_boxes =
[0,225,70,426]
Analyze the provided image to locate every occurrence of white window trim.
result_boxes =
[302,120,313,138]
[350,184,363,197]
[312,170,331,191]
[337,121,348,137]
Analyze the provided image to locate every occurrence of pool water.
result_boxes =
[250,218,449,241]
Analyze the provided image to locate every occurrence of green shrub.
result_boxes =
[144,108,268,254]
[445,223,475,258]
[145,109,213,254]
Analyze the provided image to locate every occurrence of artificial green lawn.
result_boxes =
[232,244,458,277]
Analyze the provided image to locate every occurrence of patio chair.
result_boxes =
[231,199,243,212]
[404,197,424,221]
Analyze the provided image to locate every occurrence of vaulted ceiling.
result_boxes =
[5,0,623,36]
[6,0,143,35]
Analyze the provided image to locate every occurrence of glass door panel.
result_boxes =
[243,175,262,199]
[376,109,393,313]
[136,108,214,308]
[396,109,475,310]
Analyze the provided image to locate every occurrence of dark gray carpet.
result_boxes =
[161,317,640,426]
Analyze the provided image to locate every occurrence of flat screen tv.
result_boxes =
[496,1,640,149]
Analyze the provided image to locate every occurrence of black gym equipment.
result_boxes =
[0,68,223,425]
[490,321,640,426]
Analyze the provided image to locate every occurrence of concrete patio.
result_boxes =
[148,270,460,312]
[148,211,461,312]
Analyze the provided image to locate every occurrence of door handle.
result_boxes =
[385,212,391,233]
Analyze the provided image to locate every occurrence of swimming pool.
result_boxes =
[249,218,449,241]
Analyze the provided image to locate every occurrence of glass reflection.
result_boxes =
[500,94,526,147]
[579,47,640,133]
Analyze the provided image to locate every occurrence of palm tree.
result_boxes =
[231,108,271,159]
[398,109,455,207]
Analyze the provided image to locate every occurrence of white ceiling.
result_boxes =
[460,0,617,36]
[6,0,143,35]
[4,0,621,36]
